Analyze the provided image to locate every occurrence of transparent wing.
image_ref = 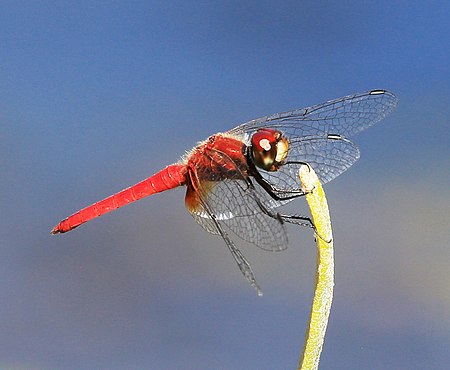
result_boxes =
[195,193,263,295]
[203,179,288,251]
[185,149,288,252]
[259,135,361,197]
[228,90,397,140]
[188,198,220,235]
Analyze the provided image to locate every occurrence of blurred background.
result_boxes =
[1,1,449,369]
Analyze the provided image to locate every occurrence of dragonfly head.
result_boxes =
[250,128,289,171]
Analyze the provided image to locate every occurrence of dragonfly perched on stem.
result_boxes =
[52,90,397,295]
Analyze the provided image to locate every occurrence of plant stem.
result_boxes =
[297,165,334,370]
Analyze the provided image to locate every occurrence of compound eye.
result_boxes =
[250,129,279,171]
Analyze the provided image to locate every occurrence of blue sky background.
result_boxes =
[1,1,449,369]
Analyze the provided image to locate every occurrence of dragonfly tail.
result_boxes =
[51,164,187,234]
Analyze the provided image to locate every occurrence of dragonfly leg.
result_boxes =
[247,157,314,202]
[250,170,307,201]
[280,214,315,229]
[281,214,331,243]
[252,188,330,244]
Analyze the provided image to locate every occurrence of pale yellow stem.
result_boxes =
[297,165,334,370]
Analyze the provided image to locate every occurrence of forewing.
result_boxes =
[228,90,397,140]
[259,135,361,195]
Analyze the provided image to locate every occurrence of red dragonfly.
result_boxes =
[52,90,397,294]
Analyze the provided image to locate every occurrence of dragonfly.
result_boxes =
[52,89,397,295]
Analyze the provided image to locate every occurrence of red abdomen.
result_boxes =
[52,164,187,234]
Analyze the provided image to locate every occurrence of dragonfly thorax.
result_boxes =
[250,128,289,172]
